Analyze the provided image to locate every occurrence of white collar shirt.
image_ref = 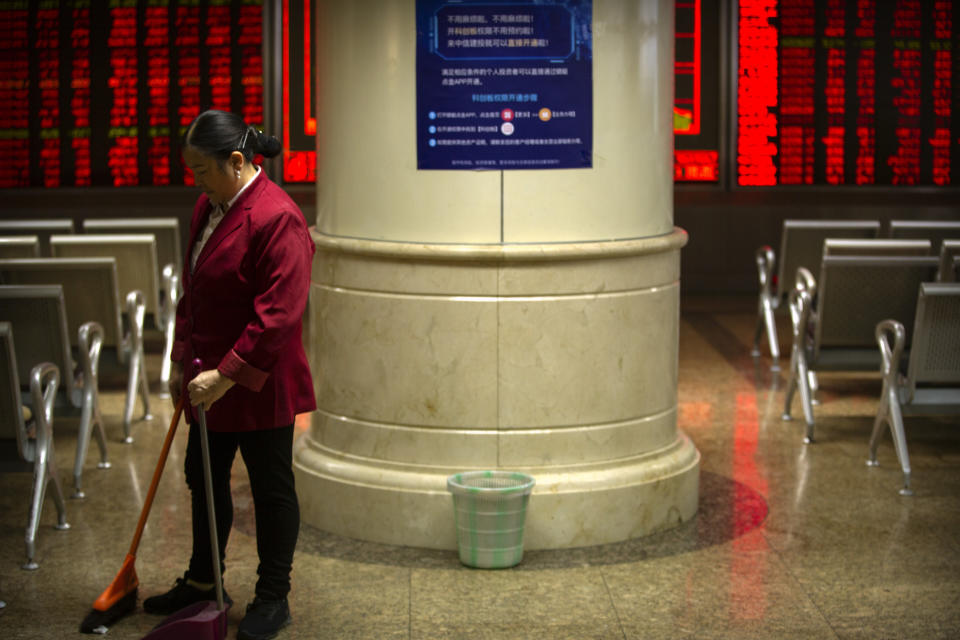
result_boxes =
[191,166,260,272]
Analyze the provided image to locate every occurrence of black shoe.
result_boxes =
[238,596,291,640]
[142,573,232,615]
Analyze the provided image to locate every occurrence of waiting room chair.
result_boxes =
[869,283,960,496]
[754,220,880,370]
[0,236,41,259]
[0,258,151,447]
[82,217,182,284]
[0,322,70,569]
[0,219,73,256]
[50,233,175,390]
[793,238,933,404]
[80,219,182,388]
[889,220,960,250]
[782,254,940,443]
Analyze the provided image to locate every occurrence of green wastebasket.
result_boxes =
[447,470,536,569]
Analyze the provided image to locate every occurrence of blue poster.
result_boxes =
[416,0,593,170]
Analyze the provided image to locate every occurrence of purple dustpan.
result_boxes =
[141,601,228,640]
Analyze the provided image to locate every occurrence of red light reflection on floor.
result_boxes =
[730,391,769,621]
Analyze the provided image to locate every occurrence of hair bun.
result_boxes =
[250,128,282,159]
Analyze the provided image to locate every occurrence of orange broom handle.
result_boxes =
[128,396,184,556]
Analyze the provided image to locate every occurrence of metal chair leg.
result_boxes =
[73,384,110,498]
[23,363,69,570]
[47,450,70,532]
[780,342,813,432]
[796,358,816,442]
[886,399,913,496]
[753,246,779,367]
[122,350,138,443]
[808,370,820,405]
[762,298,780,368]
[74,399,92,499]
[871,320,911,495]
[866,387,888,467]
[24,454,48,570]
[782,337,816,440]
[138,345,152,422]
[159,267,179,394]
[160,315,175,393]
[782,343,799,420]
[122,291,151,443]
[751,302,764,358]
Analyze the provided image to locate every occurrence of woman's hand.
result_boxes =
[187,368,236,409]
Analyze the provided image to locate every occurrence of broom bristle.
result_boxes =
[80,588,137,634]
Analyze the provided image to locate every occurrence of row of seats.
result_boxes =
[0,218,181,385]
[753,219,960,367]
[754,219,960,496]
[0,218,183,568]
[0,217,182,277]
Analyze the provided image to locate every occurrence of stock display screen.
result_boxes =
[2,1,955,189]
[0,0,263,188]
[737,0,957,187]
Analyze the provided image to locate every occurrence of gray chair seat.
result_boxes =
[783,255,940,443]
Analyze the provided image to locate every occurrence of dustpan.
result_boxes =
[141,601,226,640]
[143,366,227,640]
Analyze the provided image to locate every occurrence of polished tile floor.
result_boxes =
[2,295,959,639]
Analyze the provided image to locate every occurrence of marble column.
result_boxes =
[294,0,700,549]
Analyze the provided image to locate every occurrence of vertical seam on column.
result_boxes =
[499,170,504,242]
[498,169,503,467]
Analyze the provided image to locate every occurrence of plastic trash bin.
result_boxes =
[447,470,536,569]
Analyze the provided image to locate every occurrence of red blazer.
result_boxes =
[172,170,316,431]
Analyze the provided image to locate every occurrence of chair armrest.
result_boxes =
[794,265,817,300]
[787,267,817,342]
[76,321,104,403]
[123,290,147,349]
[27,362,60,458]
[160,263,180,324]
[875,319,906,398]
[755,246,776,298]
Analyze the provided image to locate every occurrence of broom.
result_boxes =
[80,397,184,634]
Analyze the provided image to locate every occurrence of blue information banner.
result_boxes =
[416,0,593,170]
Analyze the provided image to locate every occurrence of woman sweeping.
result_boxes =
[143,109,316,640]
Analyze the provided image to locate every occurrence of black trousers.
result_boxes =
[184,422,299,600]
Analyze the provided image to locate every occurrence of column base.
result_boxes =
[294,430,699,550]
